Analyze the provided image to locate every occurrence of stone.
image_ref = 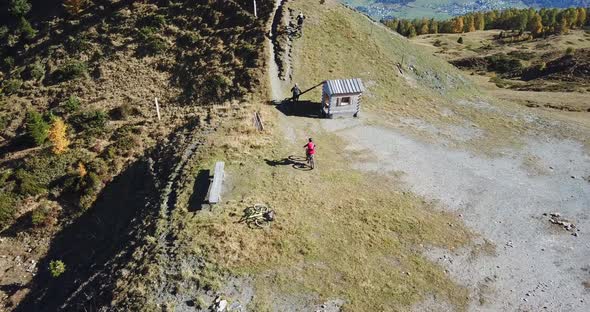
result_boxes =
[216,300,228,312]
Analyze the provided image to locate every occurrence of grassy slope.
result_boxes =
[412,30,590,121]
[159,1,481,311]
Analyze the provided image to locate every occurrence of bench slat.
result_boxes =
[208,161,225,204]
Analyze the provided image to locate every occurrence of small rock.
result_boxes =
[216,300,228,312]
[571,176,575,179]
[506,241,513,248]
[572,232,579,237]
[526,293,530,296]
[550,212,561,218]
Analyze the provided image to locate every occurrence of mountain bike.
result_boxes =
[306,153,315,169]
[239,204,275,228]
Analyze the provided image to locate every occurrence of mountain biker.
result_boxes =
[291,83,301,104]
[304,138,316,161]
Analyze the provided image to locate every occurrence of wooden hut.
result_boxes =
[321,78,365,118]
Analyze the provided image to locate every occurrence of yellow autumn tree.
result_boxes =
[48,118,70,155]
[77,162,87,177]
[63,0,89,16]
[530,13,544,37]
[452,17,464,33]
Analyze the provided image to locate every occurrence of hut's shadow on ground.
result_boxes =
[265,155,312,171]
[274,99,323,118]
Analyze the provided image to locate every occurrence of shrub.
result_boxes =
[0,26,9,39]
[137,27,167,55]
[63,0,89,16]
[48,117,70,155]
[62,95,80,113]
[53,61,87,82]
[78,172,101,209]
[31,205,51,226]
[2,79,23,95]
[65,35,91,54]
[565,47,574,55]
[2,56,15,70]
[26,110,49,146]
[0,192,17,227]
[15,169,46,196]
[9,0,31,17]
[27,61,45,81]
[19,17,37,40]
[69,110,107,134]
[49,260,66,277]
[433,39,442,47]
[137,14,166,29]
[109,103,133,120]
[457,36,464,44]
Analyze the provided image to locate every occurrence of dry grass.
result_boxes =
[167,97,473,310]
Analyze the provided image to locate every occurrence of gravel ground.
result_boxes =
[321,116,590,311]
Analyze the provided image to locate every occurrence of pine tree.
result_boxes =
[467,15,476,32]
[577,8,586,27]
[9,0,31,17]
[408,25,417,38]
[419,18,429,35]
[475,12,485,30]
[48,117,69,155]
[429,18,439,34]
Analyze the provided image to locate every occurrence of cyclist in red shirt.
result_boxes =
[304,138,316,169]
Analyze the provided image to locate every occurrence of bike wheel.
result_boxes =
[310,155,315,169]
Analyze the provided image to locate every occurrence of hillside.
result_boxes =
[0,0,274,310]
[413,29,590,116]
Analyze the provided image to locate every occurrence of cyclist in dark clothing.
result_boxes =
[291,83,301,104]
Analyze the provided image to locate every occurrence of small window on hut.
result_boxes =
[338,97,351,106]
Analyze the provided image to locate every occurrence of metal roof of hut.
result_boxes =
[325,78,365,95]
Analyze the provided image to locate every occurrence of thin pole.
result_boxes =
[155,97,161,121]
[253,0,257,18]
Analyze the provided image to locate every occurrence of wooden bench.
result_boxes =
[207,161,225,204]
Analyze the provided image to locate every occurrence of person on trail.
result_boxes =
[304,138,316,158]
[304,138,316,169]
[291,83,301,104]
[296,12,305,30]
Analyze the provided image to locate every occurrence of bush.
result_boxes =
[0,26,8,39]
[9,0,31,17]
[26,110,49,146]
[69,110,108,134]
[15,169,46,196]
[137,27,167,55]
[19,17,36,40]
[62,95,80,113]
[2,56,15,71]
[65,35,91,54]
[109,103,134,120]
[457,36,464,44]
[137,14,166,29]
[2,79,23,95]
[27,61,45,81]
[31,205,55,227]
[49,260,66,277]
[485,53,523,75]
[0,192,17,227]
[53,61,87,82]
[565,47,574,55]
[78,172,101,209]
